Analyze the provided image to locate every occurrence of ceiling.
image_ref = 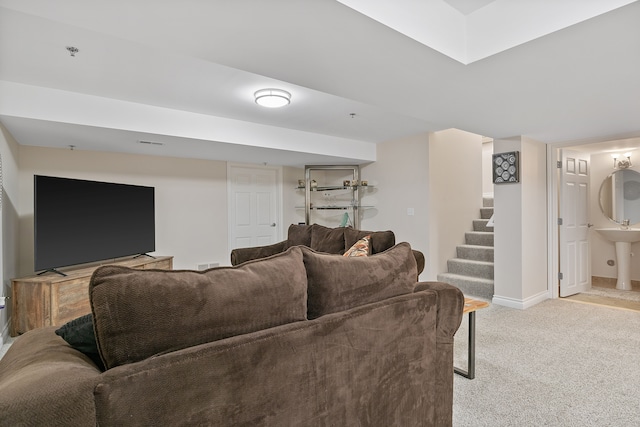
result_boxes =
[1,0,639,167]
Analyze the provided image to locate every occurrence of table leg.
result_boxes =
[454,311,477,380]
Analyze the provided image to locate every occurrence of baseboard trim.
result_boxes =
[492,290,549,310]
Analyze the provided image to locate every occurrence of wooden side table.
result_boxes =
[454,297,489,380]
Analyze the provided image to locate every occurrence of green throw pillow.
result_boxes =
[55,313,105,371]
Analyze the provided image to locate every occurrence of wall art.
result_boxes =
[492,151,520,184]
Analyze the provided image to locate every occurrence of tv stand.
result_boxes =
[11,255,173,336]
[36,268,68,277]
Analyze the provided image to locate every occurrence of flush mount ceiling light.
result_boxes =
[254,88,291,108]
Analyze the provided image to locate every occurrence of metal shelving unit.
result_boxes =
[302,165,367,229]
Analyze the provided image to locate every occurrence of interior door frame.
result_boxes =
[547,145,561,299]
[227,162,284,254]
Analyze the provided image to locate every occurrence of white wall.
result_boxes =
[493,137,548,308]
[0,124,20,346]
[283,166,305,228]
[362,129,483,280]
[589,152,640,281]
[520,137,548,300]
[361,133,430,277]
[18,146,231,275]
[482,140,494,196]
[428,129,484,278]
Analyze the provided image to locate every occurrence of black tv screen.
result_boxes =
[34,175,155,272]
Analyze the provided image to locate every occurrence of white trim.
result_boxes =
[547,145,560,299]
[226,163,284,255]
[492,290,549,310]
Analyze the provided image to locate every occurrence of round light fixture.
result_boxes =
[254,88,291,108]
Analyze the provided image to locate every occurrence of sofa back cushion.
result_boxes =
[286,224,313,247]
[344,228,395,254]
[302,242,417,319]
[309,224,346,254]
[90,247,307,369]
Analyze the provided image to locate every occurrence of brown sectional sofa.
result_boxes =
[231,223,426,275]
[0,242,463,426]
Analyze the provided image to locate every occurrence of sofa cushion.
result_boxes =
[55,313,105,371]
[287,224,313,246]
[90,247,308,369]
[344,228,395,254]
[310,224,346,253]
[302,242,417,319]
[343,235,370,257]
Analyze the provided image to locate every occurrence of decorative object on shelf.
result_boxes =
[492,151,520,184]
[361,180,368,186]
[310,179,318,189]
[340,212,350,227]
[254,88,291,108]
[343,180,351,187]
[298,179,305,188]
[611,152,632,169]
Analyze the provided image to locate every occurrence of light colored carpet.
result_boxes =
[453,299,640,426]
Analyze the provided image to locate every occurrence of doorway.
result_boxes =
[547,138,640,299]
[227,163,283,252]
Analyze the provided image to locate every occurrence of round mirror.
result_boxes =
[599,169,640,225]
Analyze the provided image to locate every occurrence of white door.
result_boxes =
[228,165,280,250]
[559,150,591,297]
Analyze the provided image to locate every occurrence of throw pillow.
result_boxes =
[90,246,308,369]
[343,235,370,257]
[302,242,417,319]
[343,228,395,254]
[309,224,346,253]
[55,313,105,371]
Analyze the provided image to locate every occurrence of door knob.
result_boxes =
[271,223,276,227]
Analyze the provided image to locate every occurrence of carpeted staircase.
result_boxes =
[437,197,494,300]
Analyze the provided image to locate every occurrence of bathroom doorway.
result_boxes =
[548,137,640,300]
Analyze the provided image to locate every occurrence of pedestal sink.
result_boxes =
[595,228,640,290]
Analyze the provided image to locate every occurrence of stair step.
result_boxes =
[480,207,494,219]
[483,197,494,208]
[473,219,494,232]
[465,231,494,247]
[436,273,494,301]
[447,259,494,280]
[457,244,494,262]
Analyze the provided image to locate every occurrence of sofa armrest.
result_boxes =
[0,327,101,427]
[414,281,464,341]
[230,240,289,265]
[414,281,464,426]
[412,249,425,276]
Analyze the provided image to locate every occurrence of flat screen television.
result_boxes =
[34,175,155,273]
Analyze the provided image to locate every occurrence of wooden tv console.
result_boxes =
[10,255,173,337]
